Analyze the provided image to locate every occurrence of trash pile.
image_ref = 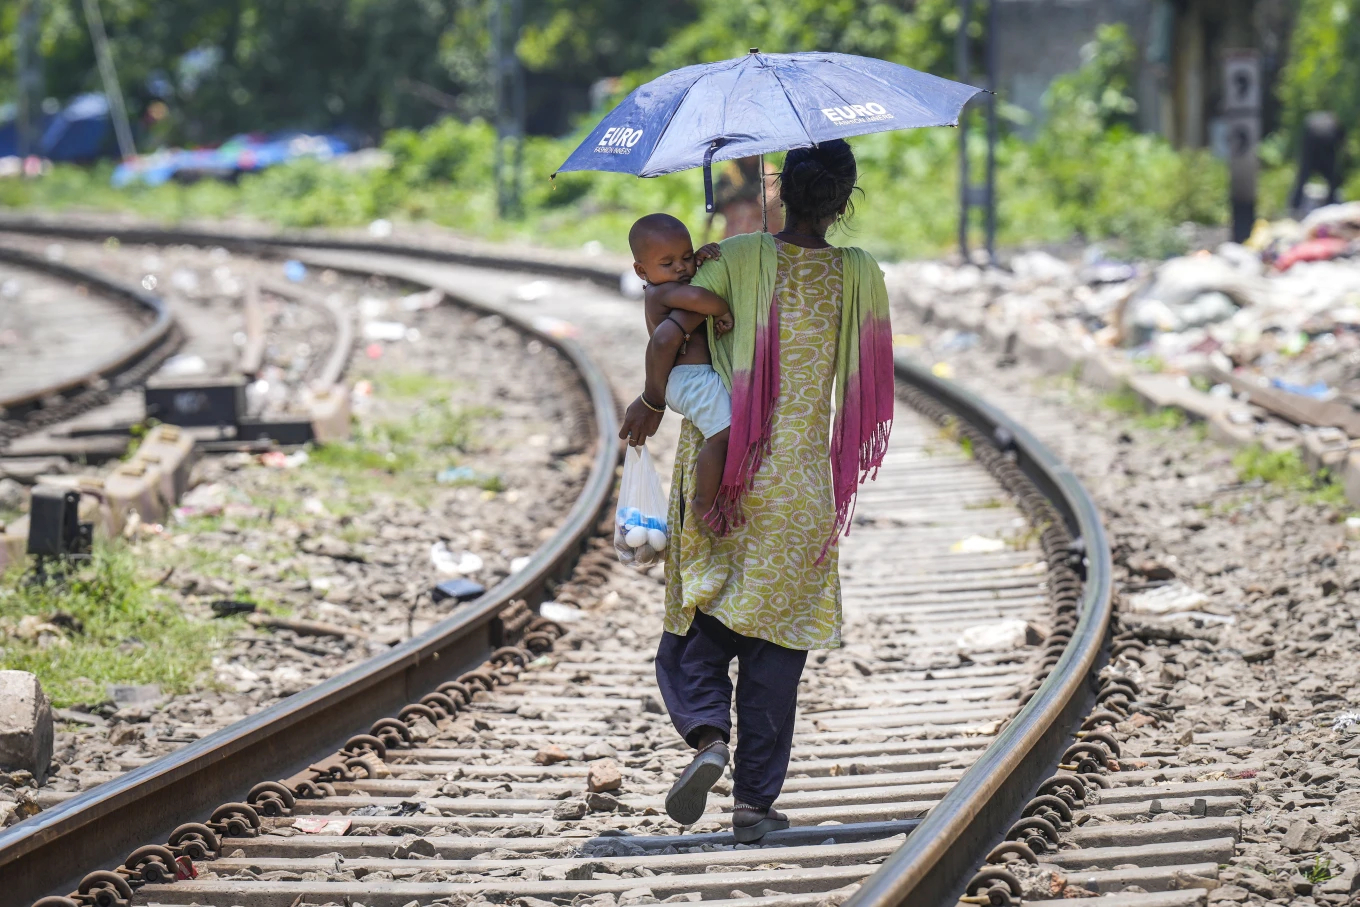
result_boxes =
[893,201,1360,405]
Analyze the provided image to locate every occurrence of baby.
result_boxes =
[629,213,733,522]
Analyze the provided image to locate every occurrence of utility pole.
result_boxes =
[956,0,998,265]
[15,0,42,158]
[81,0,137,159]
[491,0,526,218]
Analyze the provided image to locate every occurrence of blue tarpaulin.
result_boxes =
[0,94,112,161]
[113,131,351,186]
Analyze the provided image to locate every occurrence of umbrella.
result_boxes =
[555,49,983,218]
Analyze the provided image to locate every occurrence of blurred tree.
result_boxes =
[646,0,960,76]
[1280,0,1360,155]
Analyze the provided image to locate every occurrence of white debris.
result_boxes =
[952,535,1006,554]
[367,218,393,238]
[957,619,1032,655]
[1126,581,1210,615]
[362,320,407,341]
[429,542,482,576]
[159,353,208,377]
[539,601,584,623]
[515,280,553,301]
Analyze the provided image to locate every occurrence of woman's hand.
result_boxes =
[620,395,664,446]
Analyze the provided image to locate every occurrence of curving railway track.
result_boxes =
[0,219,1236,907]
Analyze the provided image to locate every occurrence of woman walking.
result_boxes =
[619,139,894,842]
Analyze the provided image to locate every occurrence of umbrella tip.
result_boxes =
[749,47,759,54]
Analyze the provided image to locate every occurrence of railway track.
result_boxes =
[0,221,1160,907]
[0,244,179,450]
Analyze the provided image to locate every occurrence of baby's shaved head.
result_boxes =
[629,213,690,259]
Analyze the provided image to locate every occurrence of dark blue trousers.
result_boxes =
[655,609,808,810]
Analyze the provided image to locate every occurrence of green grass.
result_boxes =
[1306,857,1333,885]
[1100,387,1144,416]
[373,373,461,399]
[1098,386,1186,432]
[0,542,231,707]
[1134,407,1186,432]
[1233,445,1349,510]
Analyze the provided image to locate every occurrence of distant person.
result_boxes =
[1290,112,1346,218]
[619,140,894,842]
[708,156,783,239]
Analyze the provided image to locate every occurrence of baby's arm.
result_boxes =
[650,283,731,320]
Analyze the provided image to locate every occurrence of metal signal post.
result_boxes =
[491,0,527,219]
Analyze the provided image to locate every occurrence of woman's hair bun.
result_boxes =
[778,139,859,224]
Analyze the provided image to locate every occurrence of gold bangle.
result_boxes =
[639,394,665,414]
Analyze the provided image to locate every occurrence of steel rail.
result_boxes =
[0,253,622,906]
[0,213,625,290]
[843,356,1114,907]
[0,244,175,412]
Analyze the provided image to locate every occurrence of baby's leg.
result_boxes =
[692,428,730,522]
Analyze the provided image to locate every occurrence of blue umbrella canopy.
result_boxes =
[555,49,983,210]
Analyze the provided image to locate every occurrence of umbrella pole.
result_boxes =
[760,153,768,233]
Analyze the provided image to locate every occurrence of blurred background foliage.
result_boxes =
[0,0,1352,258]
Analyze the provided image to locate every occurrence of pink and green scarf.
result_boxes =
[692,232,894,554]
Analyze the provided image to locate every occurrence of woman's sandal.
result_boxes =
[664,740,729,825]
[732,803,790,843]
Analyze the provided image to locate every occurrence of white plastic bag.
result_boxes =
[614,445,669,568]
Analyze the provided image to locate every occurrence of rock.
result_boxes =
[106,683,164,709]
[1130,557,1176,580]
[583,741,618,761]
[107,723,144,746]
[1290,874,1313,895]
[1206,885,1249,904]
[587,759,622,793]
[392,835,438,859]
[0,672,53,782]
[639,694,665,715]
[553,797,588,820]
[1285,819,1324,853]
[586,791,620,812]
[0,478,24,511]
[1,789,41,826]
[535,744,569,765]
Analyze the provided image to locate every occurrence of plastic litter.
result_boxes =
[159,353,207,377]
[540,601,584,623]
[283,260,307,282]
[294,817,352,835]
[1126,581,1210,615]
[429,542,482,576]
[431,578,485,603]
[956,619,1033,655]
[363,320,407,342]
[368,219,393,239]
[1331,711,1360,731]
[614,445,668,569]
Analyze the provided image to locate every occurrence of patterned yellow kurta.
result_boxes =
[664,241,843,650]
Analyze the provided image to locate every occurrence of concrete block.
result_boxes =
[1206,411,1257,449]
[1343,452,1360,509]
[0,671,53,781]
[308,385,352,444]
[1301,427,1352,475]
[104,460,168,528]
[133,424,196,504]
